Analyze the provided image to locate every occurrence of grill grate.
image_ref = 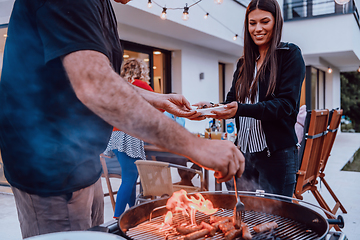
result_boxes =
[126,208,320,240]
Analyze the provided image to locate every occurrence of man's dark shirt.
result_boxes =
[0,0,123,196]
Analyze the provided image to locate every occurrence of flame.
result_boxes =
[164,211,173,225]
[165,190,218,224]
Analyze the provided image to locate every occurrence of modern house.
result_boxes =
[1,0,360,184]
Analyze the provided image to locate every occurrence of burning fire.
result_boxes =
[164,211,173,225]
[164,190,218,225]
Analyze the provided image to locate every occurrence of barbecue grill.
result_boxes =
[92,191,345,240]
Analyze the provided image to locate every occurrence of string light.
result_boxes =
[328,66,333,74]
[182,4,189,21]
[357,66,360,73]
[160,7,167,20]
[334,0,350,5]
[147,0,152,8]
[148,0,239,41]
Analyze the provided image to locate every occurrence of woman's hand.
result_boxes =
[187,101,213,120]
[210,101,238,119]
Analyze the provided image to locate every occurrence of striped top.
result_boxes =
[236,65,267,153]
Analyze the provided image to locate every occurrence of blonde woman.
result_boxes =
[103,58,153,218]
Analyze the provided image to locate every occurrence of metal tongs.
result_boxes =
[233,176,245,228]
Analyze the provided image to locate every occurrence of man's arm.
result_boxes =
[62,50,244,182]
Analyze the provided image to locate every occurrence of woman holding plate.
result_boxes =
[194,0,305,197]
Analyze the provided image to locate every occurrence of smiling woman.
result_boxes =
[207,0,306,198]
[248,9,275,56]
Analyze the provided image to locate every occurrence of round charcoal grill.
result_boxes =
[118,192,344,240]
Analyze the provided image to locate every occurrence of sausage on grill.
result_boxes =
[224,228,242,240]
[209,216,232,224]
[253,221,278,233]
[211,218,231,231]
[200,221,216,236]
[219,222,235,234]
[176,225,202,235]
[241,223,252,240]
[183,229,210,240]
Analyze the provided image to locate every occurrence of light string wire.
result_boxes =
[192,0,240,39]
[152,0,202,10]
[148,0,240,40]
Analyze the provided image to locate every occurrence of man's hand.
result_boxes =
[157,93,200,118]
[188,138,245,183]
[138,90,203,119]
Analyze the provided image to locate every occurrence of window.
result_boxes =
[284,0,354,21]
[121,41,171,94]
[307,66,325,110]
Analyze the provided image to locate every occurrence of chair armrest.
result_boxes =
[168,163,199,173]
[168,163,205,191]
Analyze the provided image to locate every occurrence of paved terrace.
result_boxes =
[0,132,359,239]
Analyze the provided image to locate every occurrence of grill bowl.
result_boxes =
[119,191,331,240]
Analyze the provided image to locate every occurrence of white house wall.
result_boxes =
[0,0,14,25]
[326,69,341,110]
[283,14,360,68]
[116,0,247,51]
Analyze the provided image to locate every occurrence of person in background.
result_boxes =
[160,111,202,187]
[103,58,153,219]
[0,0,244,238]
[195,0,305,197]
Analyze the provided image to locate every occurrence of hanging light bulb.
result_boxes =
[182,4,189,21]
[204,13,209,19]
[214,0,223,4]
[357,66,360,73]
[334,0,350,5]
[328,66,333,74]
[147,0,152,8]
[233,34,238,41]
[160,7,167,20]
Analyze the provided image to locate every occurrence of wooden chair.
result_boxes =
[99,153,122,212]
[294,109,342,231]
[135,160,204,204]
[318,109,347,215]
[135,144,205,204]
[294,109,329,201]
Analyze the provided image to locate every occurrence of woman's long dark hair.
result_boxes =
[235,0,283,103]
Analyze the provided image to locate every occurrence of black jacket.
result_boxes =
[225,42,306,153]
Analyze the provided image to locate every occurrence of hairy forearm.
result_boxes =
[62,50,199,158]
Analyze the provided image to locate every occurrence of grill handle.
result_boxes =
[327,215,344,228]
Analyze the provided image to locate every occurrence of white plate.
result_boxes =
[195,105,226,116]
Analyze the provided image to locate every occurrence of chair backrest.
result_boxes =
[100,154,122,178]
[295,109,329,194]
[99,153,122,212]
[135,160,174,197]
[320,109,343,173]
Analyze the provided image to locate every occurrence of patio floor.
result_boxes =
[0,132,359,239]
